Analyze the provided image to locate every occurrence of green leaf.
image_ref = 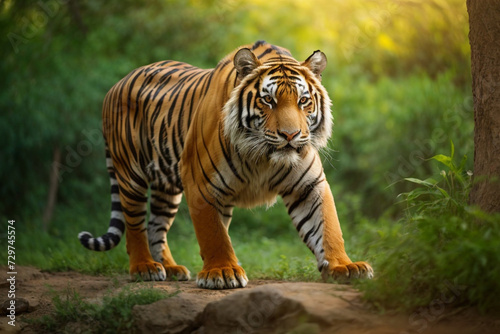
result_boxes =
[459,154,468,172]
[450,140,455,160]
[435,186,450,198]
[429,154,453,169]
[404,178,435,187]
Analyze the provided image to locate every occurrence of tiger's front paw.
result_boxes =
[196,265,248,289]
[130,261,166,281]
[164,265,191,281]
[320,260,373,282]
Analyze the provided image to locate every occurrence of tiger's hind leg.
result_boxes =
[116,179,166,281]
[148,185,190,281]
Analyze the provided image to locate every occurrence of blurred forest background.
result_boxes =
[1,0,498,311]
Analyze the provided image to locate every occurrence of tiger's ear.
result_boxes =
[234,48,260,80]
[302,50,327,80]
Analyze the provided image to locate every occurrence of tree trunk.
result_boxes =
[43,146,61,230]
[467,0,500,213]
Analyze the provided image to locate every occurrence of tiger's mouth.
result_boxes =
[281,143,297,151]
[267,142,305,155]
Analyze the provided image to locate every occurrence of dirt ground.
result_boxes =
[0,266,498,333]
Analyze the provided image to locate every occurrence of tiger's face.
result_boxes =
[223,48,332,166]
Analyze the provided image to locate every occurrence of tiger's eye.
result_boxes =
[263,95,273,104]
[299,96,309,104]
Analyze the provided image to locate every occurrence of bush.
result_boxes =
[357,144,500,312]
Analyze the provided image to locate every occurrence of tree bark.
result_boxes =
[43,146,61,230]
[467,0,500,213]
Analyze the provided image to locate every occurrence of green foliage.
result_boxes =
[30,285,173,333]
[356,145,500,312]
[326,72,473,219]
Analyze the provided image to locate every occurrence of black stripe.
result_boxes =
[151,91,167,127]
[271,44,292,56]
[79,233,90,248]
[127,218,146,228]
[282,155,316,197]
[269,165,293,191]
[257,48,273,59]
[252,40,266,50]
[195,145,229,197]
[216,58,232,70]
[152,239,165,246]
[151,195,179,209]
[150,208,176,219]
[171,124,181,162]
[111,184,119,194]
[127,68,145,112]
[218,127,246,183]
[134,70,159,126]
[102,234,111,249]
[203,70,215,96]
[152,76,171,100]
[111,201,122,211]
[125,116,137,159]
[176,72,200,148]
[109,233,121,245]
[295,197,322,232]
[167,82,183,125]
[288,175,324,215]
[129,167,148,191]
[317,239,324,249]
[197,185,220,213]
[139,153,148,175]
[122,206,147,218]
[305,221,322,244]
[201,126,235,193]
[188,71,210,126]
[118,185,147,203]
[238,87,246,127]
[159,120,173,165]
[245,91,253,127]
[157,60,173,67]
[110,218,125,231]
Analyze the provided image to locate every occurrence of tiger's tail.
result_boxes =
[78,144,125,251]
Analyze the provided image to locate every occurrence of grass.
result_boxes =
[28,285,175,333]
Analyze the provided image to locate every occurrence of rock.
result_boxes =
[133,293,208,334]
[26,296,39,312]
[1,298,29,315]
[194,283,373,334]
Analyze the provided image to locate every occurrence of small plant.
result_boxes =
[271,255,319,281]
[401,141,472,219]
[28,285,174,333]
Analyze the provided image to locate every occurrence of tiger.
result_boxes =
[78,40,373,289]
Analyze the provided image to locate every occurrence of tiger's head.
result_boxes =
[223,47,332,166]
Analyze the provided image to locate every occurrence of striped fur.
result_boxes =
[78,41,373,288]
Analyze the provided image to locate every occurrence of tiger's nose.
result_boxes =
[277,129,301,142]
